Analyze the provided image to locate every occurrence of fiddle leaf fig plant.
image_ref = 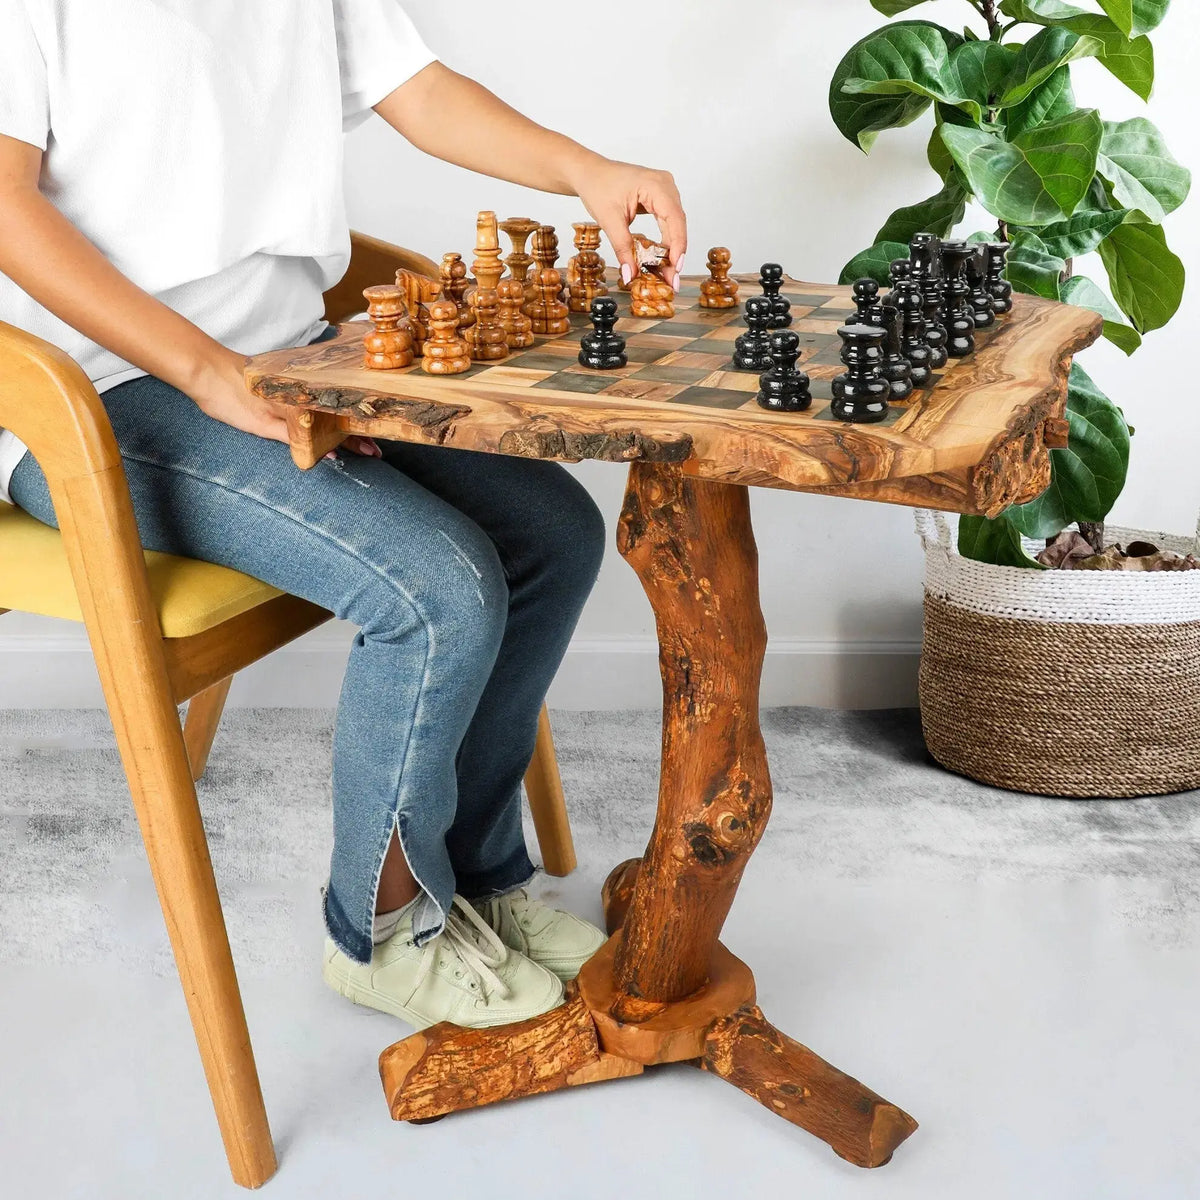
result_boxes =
[829,0,1190,564]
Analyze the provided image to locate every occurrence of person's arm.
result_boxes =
[0,132,292,443]
[374,63,688,288]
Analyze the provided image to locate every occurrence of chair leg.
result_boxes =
[524,704,576,877]
[183,675,234,781]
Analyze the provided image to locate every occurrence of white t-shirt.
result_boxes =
[0,0,436,503]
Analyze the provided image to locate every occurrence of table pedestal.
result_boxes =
[377,463,917,1169]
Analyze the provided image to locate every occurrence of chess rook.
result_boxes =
[894,279,932,388]
[498,278,535,349]
[758,263,792,329]
[880,303,914,402]
[568,222,608,313]
[527,267,570,335]
[700,247,739,309]
[579,296,627,370]
[940,241,977,358]
[831,324,890,424]
[756,330,811,413]
[985,242,1013,315]
[853,277,883,327]
[965,247,996,329]
[362,284,414,370]
[733,296,775,372]
[421,299,471,375]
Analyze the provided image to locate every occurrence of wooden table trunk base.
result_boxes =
[377,939,916,1168]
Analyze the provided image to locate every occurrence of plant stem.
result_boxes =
[979,0,1004,39]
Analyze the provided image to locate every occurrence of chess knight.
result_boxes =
[629,234,675,319]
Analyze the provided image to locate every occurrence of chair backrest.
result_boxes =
[324,233,440,323]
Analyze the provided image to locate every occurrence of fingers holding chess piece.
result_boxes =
[629,235,676,319]
[579,296,627,370]
[528,267,570,335]
[363,285,414,370]
[733,296,775,372]
[700,247,739,309]
[499,278,535,349]
[421,300,471,375]
[757,330,811,413]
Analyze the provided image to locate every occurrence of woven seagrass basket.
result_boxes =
[916,509,1200,798]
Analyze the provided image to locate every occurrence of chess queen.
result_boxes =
[0,0,687,1058]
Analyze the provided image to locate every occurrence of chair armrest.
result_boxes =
[322,232,442,323]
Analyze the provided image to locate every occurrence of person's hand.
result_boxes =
[569,156,688,290]
[189,347,380,457]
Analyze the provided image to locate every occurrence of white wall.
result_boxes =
[3,0,1197,709]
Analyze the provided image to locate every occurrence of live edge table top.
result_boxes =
[247,273,1102,518]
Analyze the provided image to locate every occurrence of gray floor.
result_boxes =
[1,707,1197,1199]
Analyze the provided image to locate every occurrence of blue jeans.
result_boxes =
[9,350,606,964]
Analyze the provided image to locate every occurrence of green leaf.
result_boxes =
[1006,363,1131,537]
[941,109,1102,225]
[1006,232,1066,299]
[1001,0,1168,36]
[1003,66,1075,141]
[875,178,968,244]
[870,0,934,13]
[839,241,911,287]
[1031,207,1130,258]
[1098,222,1186,333]
[1128,0,1170,36]
[829,23,963,151]
[958,514,1046,568]
[927,124,956,180]
[1060,274,1142,353]
[946,40,1018,110]
[1097,0,1134,36]
[998,27,1103,108]
[1096,118,1192,224]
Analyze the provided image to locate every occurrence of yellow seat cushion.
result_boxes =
[0,501,284,638]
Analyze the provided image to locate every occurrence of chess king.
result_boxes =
[0,0,689,1096]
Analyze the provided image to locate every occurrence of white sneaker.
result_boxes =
[322,894,564,1030]
[475,888,607,982]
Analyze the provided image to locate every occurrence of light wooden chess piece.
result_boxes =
[440,252,474,332]
[362,284,414,370]
[498,278,535,349]
[568,221,608,313]
[395,268,440,355]
[525,225,563,316]
[421,299,472,375]
[700,246,739,309]
[499,217,540,289]
[527,267,570,335]
[629,234,676,319]
[468,211,509,362]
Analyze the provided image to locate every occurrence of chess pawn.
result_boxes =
[756,330,811,413]
[498,278,535,349]
[630,269,675,319]
[758,263,792,329]
[700,247,739,309]
[853,277,883,326]
[965,247,996,329]
[885,258,912,309]
[467,287,509,362]
[362,284,414,370]
[421,300,471,376]
[568,221,608,313]
[733,296,775,371]
[831,324,890,424]
[940,241,977,357]
[880,303,914,402]
[527,267,570,335]
[985,241,1013,315]
[921,277,949,370]
[579,297,627,370]
[440,252,474,332]
[894,279,932,388]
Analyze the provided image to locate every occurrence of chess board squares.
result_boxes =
[531,371,617,394]
[670,385,757,410]
[638,321,724,339]
[655,349,735,369]
[613,316,662,335]
[470,365,555,387]
[792,317,849,334]
[597,378,689,403]
[692,369,761,392]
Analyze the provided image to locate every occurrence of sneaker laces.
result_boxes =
[478,889,556,956]
[413,895,512,1000]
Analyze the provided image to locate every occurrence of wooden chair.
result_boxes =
[0,234,577,1188]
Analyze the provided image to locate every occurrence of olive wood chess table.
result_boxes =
[247,275,1101,1168]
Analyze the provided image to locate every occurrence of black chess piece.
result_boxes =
[880,303,914,402]
[733,295,775,371]
[985,241,1013,314]
[578,295,627,369]
[965,247,996,329]
[853,277,883,326]
[908,233,943,285]
[756,330,811,413]
[758,262,792,329]
[885,258,912,308]
[831,324,890,424]
[909,233,949,369]
[940,241,977,358]
[894,279,932,388]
